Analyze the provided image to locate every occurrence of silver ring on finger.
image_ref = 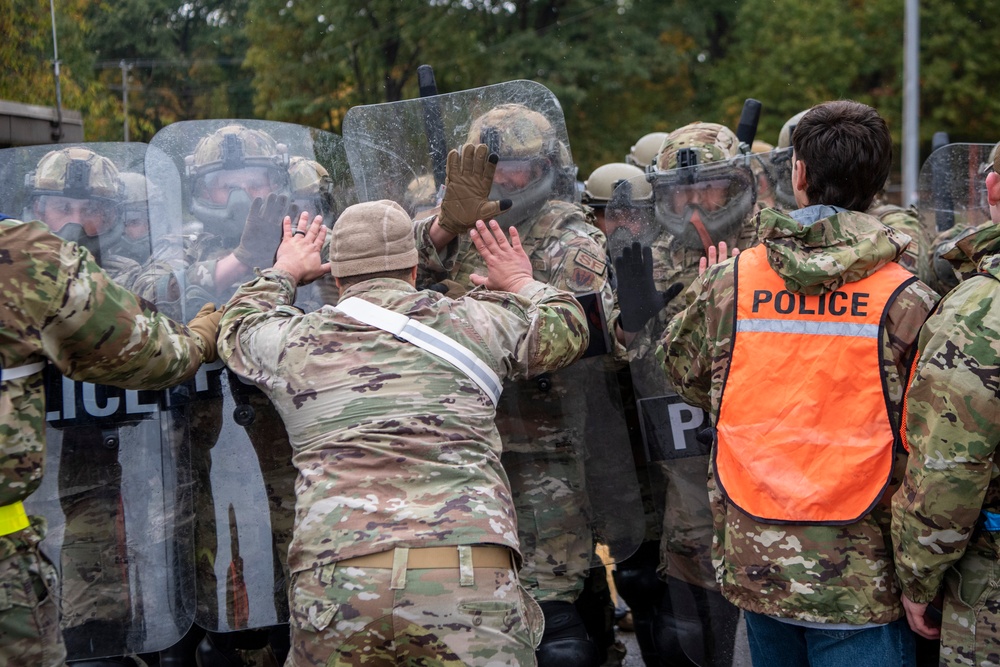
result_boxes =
[292,230,307,237]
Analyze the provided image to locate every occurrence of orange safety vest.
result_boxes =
[715,245,915,525]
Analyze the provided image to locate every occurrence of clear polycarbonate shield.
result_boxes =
[342,79,578,218]
[749,146,796,213]
[344,81,644,566]
[607,170,748,666]
[150,120,355,632]
[918,143,996,294]
[0,143,193,659]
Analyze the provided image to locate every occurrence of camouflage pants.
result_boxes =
[0,519,66,667]
[501,446,593,604]
[286,552,543,666]
[940,548,1000,667]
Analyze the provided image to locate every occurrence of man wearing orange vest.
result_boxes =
[657,100,938,666]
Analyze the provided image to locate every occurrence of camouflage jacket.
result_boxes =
[415,200,625,454]
[869,204,933,286]
[892,223,1000,604]
[657,207,938,624]
[0,219,206,509]
[217,270,588,573]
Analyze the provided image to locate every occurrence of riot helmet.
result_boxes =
[627,132,668,170]
[185,124,290,242]
[117,172,163,263]
[772,110,808,210]
[584,163,649,236]
[583,163,648,209]
[651,122,755,251]
[26,147,123,262]
[288,156,336,220]
[403,173,440,218]
[467,103,573,228]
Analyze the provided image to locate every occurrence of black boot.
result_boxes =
[535,600,602,667]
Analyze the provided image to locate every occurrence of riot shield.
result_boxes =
[752,146,796,213]
[342,80,645,572]
[0,142,193,659]
[343,79,578,216]
[918,143,995,294]
[149,120,355,633]
[606,163,758,666]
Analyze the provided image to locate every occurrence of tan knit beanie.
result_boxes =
[329,200,418,278]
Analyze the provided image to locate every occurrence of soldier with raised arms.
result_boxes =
[0,213,221,666]
[218,143,592,665]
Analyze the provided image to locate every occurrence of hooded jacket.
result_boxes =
[658,206,938,624]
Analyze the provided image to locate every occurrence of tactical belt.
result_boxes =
[338,545,511,570]
[0,361,46,383]
[0,501,30,536]
[334,297,502,406]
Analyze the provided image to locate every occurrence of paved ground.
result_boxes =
[615,613,751,667]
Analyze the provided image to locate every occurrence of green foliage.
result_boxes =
[4,0,1000,173]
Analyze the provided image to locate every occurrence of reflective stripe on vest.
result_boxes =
[715,245,915,524]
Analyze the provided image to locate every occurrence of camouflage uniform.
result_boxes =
[615,122,757,666]
[658,207,937,624]
[892,223,1000,667]
[869,203,934,286]
[0,217,206,667]
[218,266,590,666]
[417,200,614,606]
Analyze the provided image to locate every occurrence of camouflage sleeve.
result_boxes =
[465,280,590,380]
[414,214,460,287]
[656,260,738,412]
[217,268,299,389]
[891,276,1000,603]
[881,279,939,431]
[41,234,205,389]
[546,224,626,361]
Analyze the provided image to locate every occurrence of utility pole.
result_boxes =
[902,0,919,206]
[121,60,132,141]
[49,0,64,142]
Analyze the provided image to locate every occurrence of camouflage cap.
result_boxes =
[627,132,668,169]
[582,163,649,206]
[654,122,740,172]
[778,110,809,150]
[185,124,289,177]
[467,104,559,161]
[30,147,121,200]
[329,200,418,278]
[752,140,774,154]
[403,173,439,215]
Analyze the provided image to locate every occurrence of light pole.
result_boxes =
[49,0,64,142]
[902,0,919,206]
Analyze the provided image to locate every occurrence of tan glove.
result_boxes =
[438,143,511,236]
[187,302,224,364]
[234,194,289,268]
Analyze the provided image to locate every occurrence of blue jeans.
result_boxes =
[744,611,916,667]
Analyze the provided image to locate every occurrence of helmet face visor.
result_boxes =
[34,195,119,237]
[651,159,755,248]
[193,167,286,206]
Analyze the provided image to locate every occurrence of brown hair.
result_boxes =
[792,101,892,211]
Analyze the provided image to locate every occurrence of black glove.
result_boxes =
[614,242,682,333]
[234,194,289,269]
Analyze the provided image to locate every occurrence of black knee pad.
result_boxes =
[612,541,664,613]
[536,600,602,667]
